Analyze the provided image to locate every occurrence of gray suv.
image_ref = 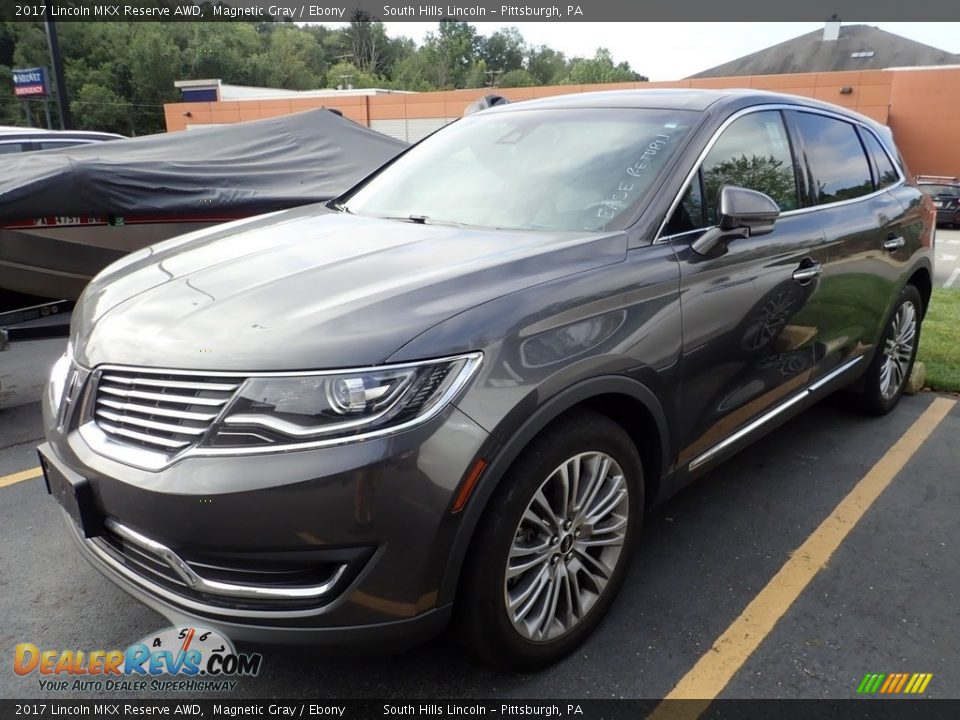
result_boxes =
[40,90,935,670]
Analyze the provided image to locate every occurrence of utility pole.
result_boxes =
[44,4,72,129]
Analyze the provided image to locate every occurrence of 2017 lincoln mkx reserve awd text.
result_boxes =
[40,89,935,670]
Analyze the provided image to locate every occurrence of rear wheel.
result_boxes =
[854,283,922,415]
[456,410,643,671]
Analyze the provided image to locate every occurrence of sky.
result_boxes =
[319,22,960,80]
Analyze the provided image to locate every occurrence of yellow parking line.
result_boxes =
[0,466,43,489]
[649,396,956,718]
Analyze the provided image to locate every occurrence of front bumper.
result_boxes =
[40,396,492,647]
[57,503,452,648]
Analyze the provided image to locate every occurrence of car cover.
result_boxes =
[0,108,408,223]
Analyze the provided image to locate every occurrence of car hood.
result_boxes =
[73,206,627,371]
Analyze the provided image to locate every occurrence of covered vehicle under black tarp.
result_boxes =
[0,108,408,222]
[0,108,409,301]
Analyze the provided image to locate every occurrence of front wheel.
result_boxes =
[854,283,923,415]
[455,410,643,671]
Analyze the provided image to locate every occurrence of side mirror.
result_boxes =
[692,186,781,255]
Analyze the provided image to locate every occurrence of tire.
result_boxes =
[854,283,923,416]
[455,409,643,671]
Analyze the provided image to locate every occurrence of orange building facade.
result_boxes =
[164,66,960,178]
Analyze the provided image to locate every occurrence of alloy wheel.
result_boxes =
[504,451,629,643]
[879,300,917,400]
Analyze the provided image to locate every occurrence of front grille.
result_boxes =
[92,369,241,453]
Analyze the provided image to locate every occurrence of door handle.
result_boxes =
[792,262,822,284]
[884,235,906,251]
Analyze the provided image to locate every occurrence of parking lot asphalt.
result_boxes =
[936,227,960,288]
[1,386,957,701]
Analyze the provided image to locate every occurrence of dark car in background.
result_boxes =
[40,89,935,670]
[916,175,960,227]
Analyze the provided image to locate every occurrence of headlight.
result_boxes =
[203,353,482,448]
[47,349,72,419]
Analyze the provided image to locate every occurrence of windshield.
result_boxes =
[342,107,699,232]
[920,184,960,197]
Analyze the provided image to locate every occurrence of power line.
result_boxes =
[68,101,166,108]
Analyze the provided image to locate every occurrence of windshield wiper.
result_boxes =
[389,215,485,229]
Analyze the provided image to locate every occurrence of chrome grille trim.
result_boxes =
[95,409,209,436]
[90,367,241,455]
[97,398,219,422]
[101,374,240,392]
[98,385,230,406]
[95,421,192,450]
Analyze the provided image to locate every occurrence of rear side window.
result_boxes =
[0,142,27,154]
[860,130,899,189]
[701,111,799,224]
[792,113,873,204]
[37,140,88,150]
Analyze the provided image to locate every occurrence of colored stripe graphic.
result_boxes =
[857,673,932,694]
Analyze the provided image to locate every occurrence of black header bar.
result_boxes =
[1,699,959,720]
[4,0,960,22]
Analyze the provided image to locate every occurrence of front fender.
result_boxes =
[437,374,671,605]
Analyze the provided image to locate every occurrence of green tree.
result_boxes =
[463,59,488,89]
[253,25,325,90]
[389,52,437,91]
[420,20,479,89]
[326,61,379,90]
[500,68,536,87]
[177,23,267,85]
[70,83,128,134]
[526,45,567,85]
[480,27,525,74]
[0,21,649,132]
[0,22,25,125]
[562,48,644,84]
[343,11,389,75]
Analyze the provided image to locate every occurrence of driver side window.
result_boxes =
[665,111,799,234]
[703,111,799,223]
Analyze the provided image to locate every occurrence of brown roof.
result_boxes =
[690,24,960,78]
